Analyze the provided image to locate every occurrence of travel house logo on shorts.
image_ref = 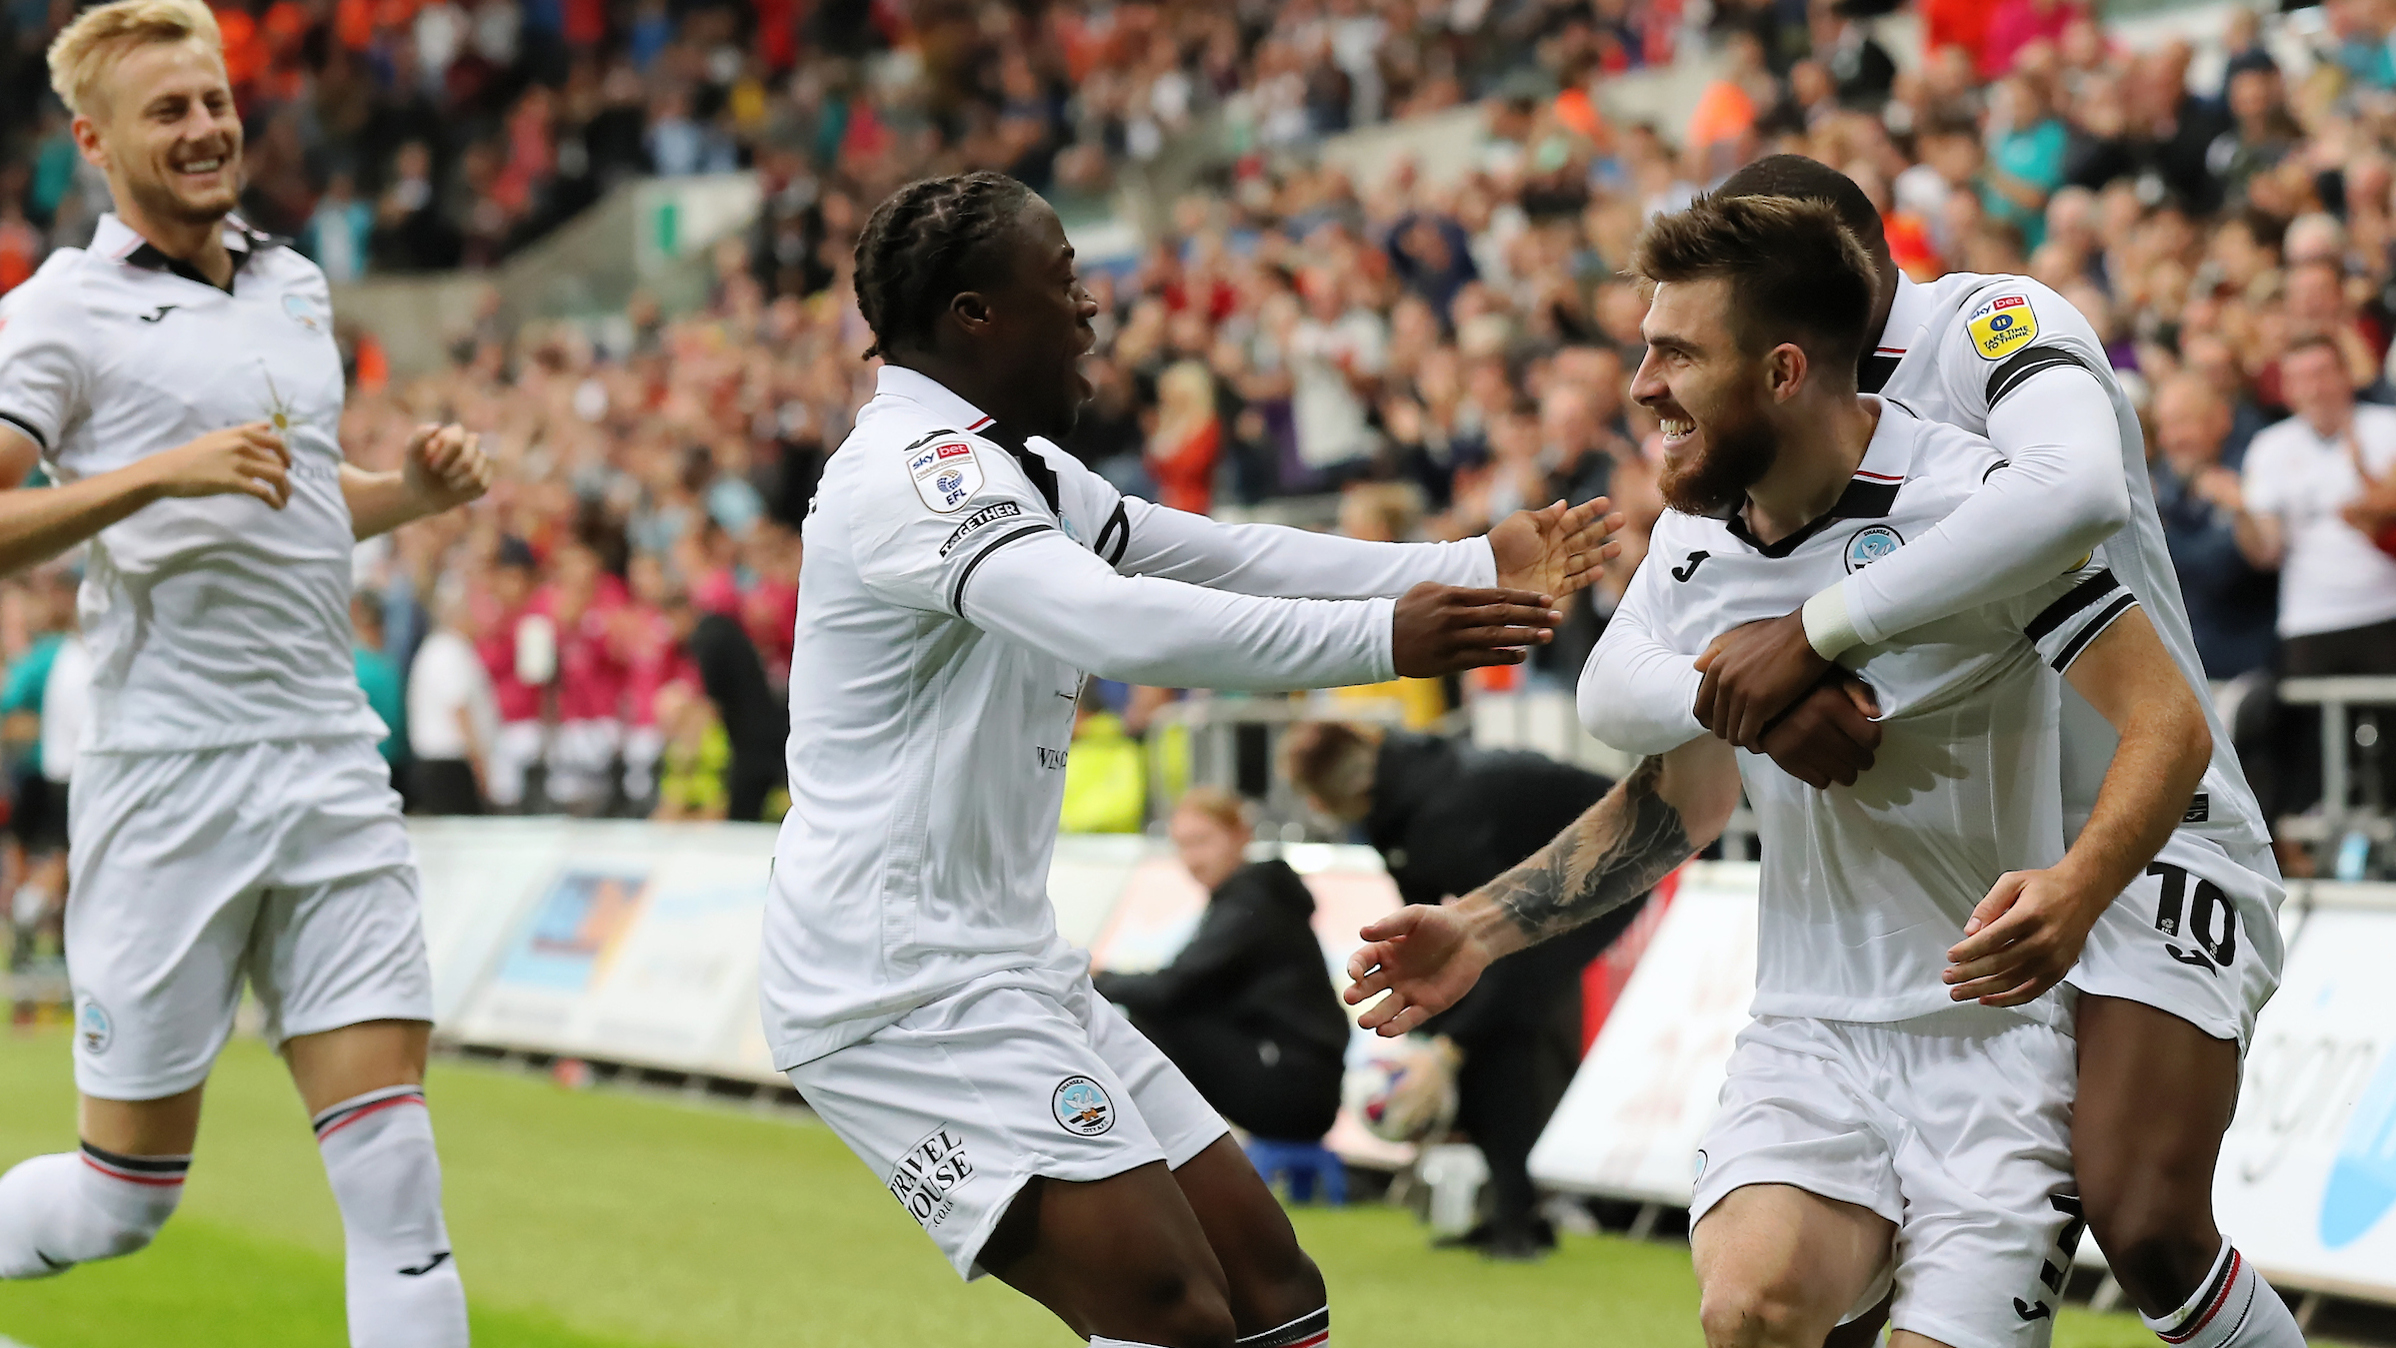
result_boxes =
[2320,1043,2396,1249]
[887,1126,975,1231]
[1053,1076,1114,1137]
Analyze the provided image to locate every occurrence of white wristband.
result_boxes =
[1801,585,1864,661]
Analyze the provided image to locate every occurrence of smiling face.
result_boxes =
[1630,277,1781,516]
[962,195,1100,440]
[77,37,241,229]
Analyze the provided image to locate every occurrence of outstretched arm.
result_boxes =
[1114,495,1621,602]
[964,529,1562,690]
[1942,606,2212,1006]
[0,423,295,577]
[1342,735,1740,1036]
[1694,364,2131,747]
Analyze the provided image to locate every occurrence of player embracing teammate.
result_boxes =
[1612,158,2303,1348]
[0,4,490,1346]
[760,170,1619,1348]
[1351,181,2303,1348]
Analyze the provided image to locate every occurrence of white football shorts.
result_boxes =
[787,972,1229,1280]
[1691,1009,2082,1348]
[2067,831,2283,1050]
[67,737,432,1100]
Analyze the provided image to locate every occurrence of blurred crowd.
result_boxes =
[0,0,1691,285]
[10,0,2396,875]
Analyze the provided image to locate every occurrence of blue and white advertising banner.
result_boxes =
[2215,907,2396,1299]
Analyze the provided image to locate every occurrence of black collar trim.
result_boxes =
[977,420,1062,517]
[121,224,282,293]
[1719,476,1902,559]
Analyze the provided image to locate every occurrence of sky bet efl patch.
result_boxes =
[1967,294,2038,361]
[909,439,983,513]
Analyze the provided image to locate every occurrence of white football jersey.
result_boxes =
[1866,273,2270,863]
[1615,402,2136,1027]
[0,214,381,754]
[761,365,1495,1068]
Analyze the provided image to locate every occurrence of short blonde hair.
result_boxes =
[1173,786,1253,835]
[47,0,223,117]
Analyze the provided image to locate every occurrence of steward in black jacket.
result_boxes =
[1290,725,1645,1259]
[1096,857,1349,1142]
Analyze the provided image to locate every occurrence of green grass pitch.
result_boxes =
[0,1027,2213,1347]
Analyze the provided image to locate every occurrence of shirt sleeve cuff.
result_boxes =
[1366,595,1399,683]
[1468,536,1498,588]
[1802,584,1867,660]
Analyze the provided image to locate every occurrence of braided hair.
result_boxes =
[853,172,1037,362]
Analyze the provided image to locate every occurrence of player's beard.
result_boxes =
[124,157,239,230]
[1659,402,1778,517]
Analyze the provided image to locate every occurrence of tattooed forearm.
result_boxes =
[1479,755,1695,944]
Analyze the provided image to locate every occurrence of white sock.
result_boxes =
[1238,1306,1329,1347]
[2140,1240,2307,1348]
[1089,1340,1172,1347]
[313,1086,468,1348]
[0,1144,187,1278]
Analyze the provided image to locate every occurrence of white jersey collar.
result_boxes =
[91,212,278,290]
[1721,398,1917,558]
[1876,273,1940,359]
[874,365,998,436]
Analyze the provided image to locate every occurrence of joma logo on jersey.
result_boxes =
[887,1127,975,1230]
[1968,294,2038,360]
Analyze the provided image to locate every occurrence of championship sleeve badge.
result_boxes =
[1966,294,2038,362]
[909,439,984,513]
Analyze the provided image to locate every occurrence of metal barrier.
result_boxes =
[1146,694,1409,838]
[2275,676,2396,873]
[1145,690,1768,858]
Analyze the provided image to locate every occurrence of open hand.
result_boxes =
[1489,497,1626,602]
[401,423,494,515]
[1694,610,1830,749]
[1344,904,1492,1037]
[1390,583,1562,676]
[1757,675,1882,789]
[144,422,292,509]
[1942,867,2106,1007]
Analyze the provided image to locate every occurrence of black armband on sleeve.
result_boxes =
[2025,568,2119,645]
[0,410,48,451]
[1985,344,2095,410]
[1096,500,1129,567]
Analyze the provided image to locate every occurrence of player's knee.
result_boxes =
[1697,1277,1835,1348]
[1228,1227,1323,1323]
[2081,1184,2218,1308]
[1277,1246,1327,1315]
[2101,1220,2221,1312]
[1094,1260,1238,1348]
